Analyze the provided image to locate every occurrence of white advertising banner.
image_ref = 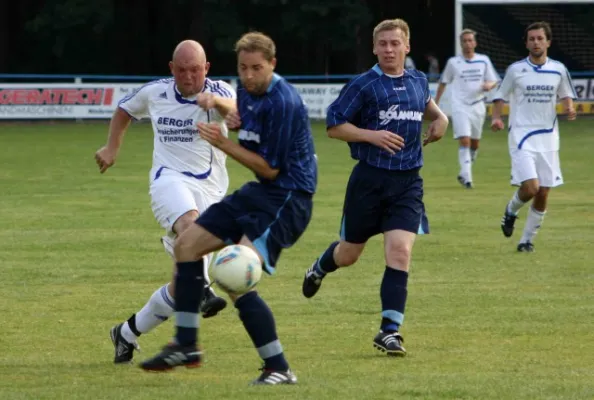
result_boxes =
[0,80,592,120]
[0,83,141,119]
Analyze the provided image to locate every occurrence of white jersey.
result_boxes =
[440,53,500,108]
[493,57,576,152]
[118,77,236,195]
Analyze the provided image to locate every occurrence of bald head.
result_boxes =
[169,40,209,97]
[172,40,206,64]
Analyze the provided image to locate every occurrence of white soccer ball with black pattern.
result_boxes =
[211,245,263,294]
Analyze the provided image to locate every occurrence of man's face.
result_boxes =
[461,33,477,53]
[526,28,550,58]
[373,28,410,71]
[169,57,209,97]
[237,50,276,95]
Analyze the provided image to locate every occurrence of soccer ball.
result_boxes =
[211,245,263,294]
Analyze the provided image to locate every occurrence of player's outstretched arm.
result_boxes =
[327,123,404,155]
[491,100,505,131]
[434,82,447,105]
[95,107,132,173]
[561,97,577,121]
[422,99,448,146]
[197,92,237,118]
[197,122,279,180]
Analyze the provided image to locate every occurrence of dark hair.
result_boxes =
[524,21,552,42]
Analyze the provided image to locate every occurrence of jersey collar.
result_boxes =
[173,83,201,105]
[526,57,549,69]
[266,73,281,93]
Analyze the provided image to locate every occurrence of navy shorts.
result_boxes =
[197,182,313,274]
[340,162,429,244]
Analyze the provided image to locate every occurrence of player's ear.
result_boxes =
[270,57,277,70]
[205,61,211,74]
[169,61,174,75]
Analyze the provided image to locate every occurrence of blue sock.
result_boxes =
[313,241,339,277]
[380,267,408,333]
[236,291,289,371]
[174,260,204,347]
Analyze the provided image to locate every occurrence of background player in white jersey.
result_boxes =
[435,29,499,188]
[491,22,576,252]
[94,40,236,363]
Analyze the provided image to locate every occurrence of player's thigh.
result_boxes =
[509,148,538,186]
[452,112,472,139]
[535,151,563,187]
[340,162,383,244]
[175,222,226,262]
[381,174,429,236]
[240,189,314,274]
[150,169,198,233]
[470,109,486,140]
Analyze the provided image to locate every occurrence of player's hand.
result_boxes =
[423,117,448,146]
[491,118,504,131]
[225,110,242,130]
[481,82,495,92]
[565,106,577,121]
[197,92,216,110]
[198,122,230,149]
[94,146,117,174]
[368,130,405,155]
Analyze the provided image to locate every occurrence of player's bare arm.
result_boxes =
[434,82,447,105]
[482,81,498,91]
[561,97,577,121]
[196,92,237,118]
[327,123,404,155]
[491,100,505,131]
[224,110,242,130]
[197,122,279,180]
[422,99,448,146]
[95,107,132,173]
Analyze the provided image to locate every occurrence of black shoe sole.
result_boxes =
[373,342,406,357]
[202,297,227,318]
[110,325,134,364]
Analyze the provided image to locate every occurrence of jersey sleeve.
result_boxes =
[118,83,153,120]
[440,59,455,84]
[326,78,365,129]
[492,66,514,102]
[210,80,237,99]
[258,96,297,170]
[485,57,500,82]
[557,65,577,99]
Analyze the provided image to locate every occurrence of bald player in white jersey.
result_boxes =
[435,29,499,188]
[491,22,576,252]
[94,40,236,363]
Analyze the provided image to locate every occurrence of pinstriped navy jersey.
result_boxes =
[327,64,431,171]
[237,73,317,194]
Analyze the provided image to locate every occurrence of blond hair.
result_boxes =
[459,28,477,40]
[234,32,276,61]
[373,19,410,42]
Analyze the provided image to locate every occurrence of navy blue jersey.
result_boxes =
[327,64,431,171]
[237,73,317,194]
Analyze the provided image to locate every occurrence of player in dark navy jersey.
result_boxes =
[302,19,448,357]
[140,32,317,385]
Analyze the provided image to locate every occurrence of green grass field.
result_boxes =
[1,119,593,400]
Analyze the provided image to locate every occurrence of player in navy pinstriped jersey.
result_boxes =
[302,19,449,356]
[140,32,316,385]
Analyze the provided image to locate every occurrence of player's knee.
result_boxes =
[335,243,363,267]
[384,241,412,269]
[174,232,198,261]
[522,181,540,198]
[173,210,199,235]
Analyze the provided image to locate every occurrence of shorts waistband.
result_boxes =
[358,161,420,177]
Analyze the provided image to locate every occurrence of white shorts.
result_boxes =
[509,149,563,187]
[452,104,486,140]
[149,167,224,236]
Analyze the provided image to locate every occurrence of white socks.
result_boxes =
[458,146,472,183]
[520,207,545,244]
[506,191,526,216]
[121,284,174,343]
